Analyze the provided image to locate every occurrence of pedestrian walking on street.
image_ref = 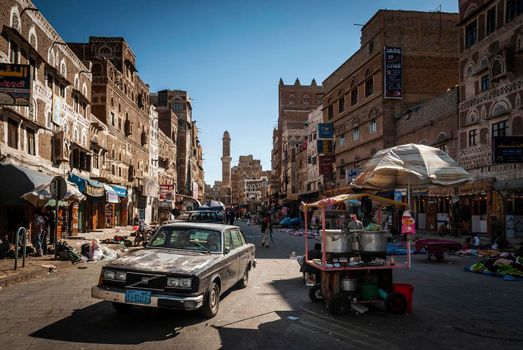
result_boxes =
[31,211,45,256]
[261,213,271,247]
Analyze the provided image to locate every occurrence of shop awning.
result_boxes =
[111,185,127,197]
[68,173,105,197]
[0,163,53,206]
[304,193,408,208]
[458,178,494,196]
[494,178,523,191]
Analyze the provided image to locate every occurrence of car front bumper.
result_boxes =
[92,286,204,310]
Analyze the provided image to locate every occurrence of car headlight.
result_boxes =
[167,277,192,288]
[103,270,115,280]
[115,271,127,281]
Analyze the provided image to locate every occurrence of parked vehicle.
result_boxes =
[92,222,256,318]
[173,210,223,223]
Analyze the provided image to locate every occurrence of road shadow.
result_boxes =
[30,301,206,345]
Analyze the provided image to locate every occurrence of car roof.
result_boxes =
[162,222,238,232]
[181,210,218,214]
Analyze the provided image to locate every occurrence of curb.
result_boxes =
[0,247,141,291]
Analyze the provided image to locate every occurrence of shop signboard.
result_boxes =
[384,47,402,99]
[317,139,333,154]
[317,123,334,139]
[159,184,175,201]
[319,155,334,175]
[0,63,31,106]
[492,136,523,163]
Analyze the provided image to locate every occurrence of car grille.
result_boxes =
[125,272,167,291]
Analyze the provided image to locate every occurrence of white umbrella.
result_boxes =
[22,181,86,207]
[351,143,474,209]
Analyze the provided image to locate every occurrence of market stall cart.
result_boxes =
[415,238,462,262]
[303,193,414,315]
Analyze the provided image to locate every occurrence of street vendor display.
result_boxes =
[303,193,414,315]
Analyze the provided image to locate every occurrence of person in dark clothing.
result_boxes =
[45,208,56,250]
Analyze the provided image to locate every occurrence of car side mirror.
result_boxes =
[224,247,230,254]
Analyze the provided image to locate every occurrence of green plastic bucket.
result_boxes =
[359,282,379,301]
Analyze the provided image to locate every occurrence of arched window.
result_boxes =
[288,94,296,105]
[303,94,310,105]
[419,139,428,145]
[98,46,112,58]
[466,110,479,125]
[491,56,503,77]
[464,62,475,77]
[28,27,38,50]
[60,60,67,77]
[10,8,20,31]
[437,132,448,143]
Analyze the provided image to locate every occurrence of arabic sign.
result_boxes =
[384,47,402,99]
[317,123,334,139]
[318,155,334,175]
[0,63,31,106]
[492,136,523,163]
[317,140,333,154]
[159,184,175,201]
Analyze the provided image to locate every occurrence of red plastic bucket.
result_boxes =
[393,283,414,313]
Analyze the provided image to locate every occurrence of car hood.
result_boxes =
[107,248,219,275]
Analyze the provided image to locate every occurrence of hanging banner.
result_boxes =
[318,155,334,175]
[0,63,31,106]
[384,47,402,99]
[317,139,333,154]
[317,123,334,139]
[401,210,416,234]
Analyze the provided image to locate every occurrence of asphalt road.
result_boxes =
[0,221,522,349]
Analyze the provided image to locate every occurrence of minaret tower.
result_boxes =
[221,131,231,187]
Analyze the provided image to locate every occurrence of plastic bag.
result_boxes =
[89,238,103,261]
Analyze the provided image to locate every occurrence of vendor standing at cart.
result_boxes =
[348,214,364,230]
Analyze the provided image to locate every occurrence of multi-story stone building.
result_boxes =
[457,0,523,237]
[152,89,204,206]
[69,36,153,225]
[298,106,324,202]
[282,124,308,200]
[322,9,460,196]
[0,0,97,235]
[272,78,323,202]
[231,155,263,206]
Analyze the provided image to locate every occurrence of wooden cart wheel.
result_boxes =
[327,293,350,316]
[308,284,324,303]
[385,292,407,315]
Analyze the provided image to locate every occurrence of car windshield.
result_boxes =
[177,213,191,220]
[148,227,222,253]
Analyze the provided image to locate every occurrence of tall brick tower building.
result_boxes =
[221,131,232,186]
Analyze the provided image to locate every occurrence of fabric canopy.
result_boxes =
[111,185,127,197]
[0,163,53,206]
[351,144,473,190]
[68,173,105,197]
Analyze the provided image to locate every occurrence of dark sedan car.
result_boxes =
[92,223,255,318]
[174,210,223,223]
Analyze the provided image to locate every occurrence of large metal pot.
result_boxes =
[323,229,353,253]
[352,230,389,253]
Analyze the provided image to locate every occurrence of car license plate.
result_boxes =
[125,290,151,305]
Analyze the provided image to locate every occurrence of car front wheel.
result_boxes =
[200,282,220,318]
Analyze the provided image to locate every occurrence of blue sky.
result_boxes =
[34,0,458,184]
